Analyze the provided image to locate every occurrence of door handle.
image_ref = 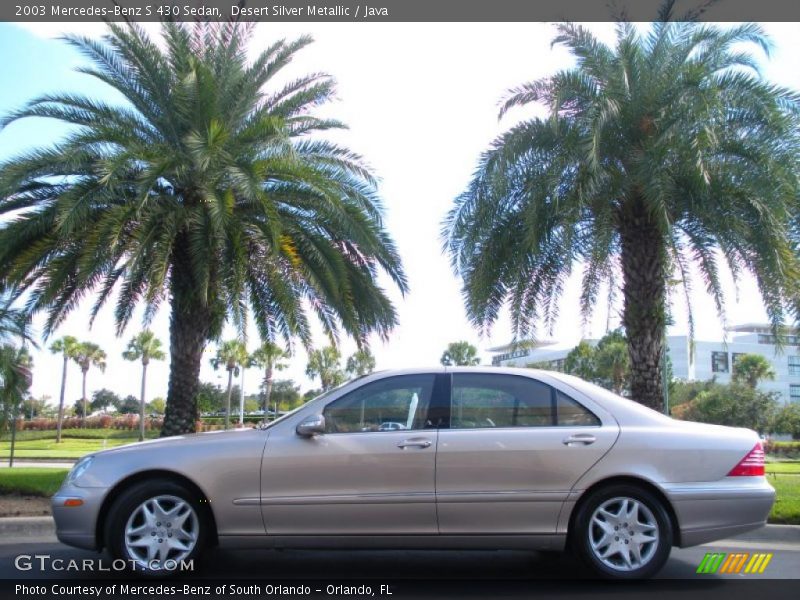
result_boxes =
[397,439,432,449]
[562,434,596,446]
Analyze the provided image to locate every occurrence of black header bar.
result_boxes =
[4,0,800,23]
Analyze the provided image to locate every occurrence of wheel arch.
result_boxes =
[567,476,681,547]
[95,469,219,550]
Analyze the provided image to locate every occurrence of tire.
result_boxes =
[105,478,207,576]
[572,484,673,579]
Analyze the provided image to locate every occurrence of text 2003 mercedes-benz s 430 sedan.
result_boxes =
[52,367,775,579]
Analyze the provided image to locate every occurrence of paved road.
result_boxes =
[0,536,796,581]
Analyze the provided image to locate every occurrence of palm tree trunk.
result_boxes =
[139,362,147,442]
[264,364,273,422]
[620,198,666,411]
[81,369,88,427]
[56,354,67,443]
[225,369,233,430]
[162,237,212,437]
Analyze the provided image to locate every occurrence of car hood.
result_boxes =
[91,427,263,457]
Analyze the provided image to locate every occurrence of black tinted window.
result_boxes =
[323,374,435,433]
[451,374,553,429]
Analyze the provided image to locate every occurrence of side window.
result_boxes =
[556,391,600,426]
[451,374,553,429]
[323,374,435,433]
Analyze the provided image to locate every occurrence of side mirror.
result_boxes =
[296,414,326,437]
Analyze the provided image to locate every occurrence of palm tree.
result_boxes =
[122,330,166,441]
[250,340,289,421]
[306,346,345,391]
[210,340,248,430]
[440,341,480,366]
[72,342,107,426]
[346,348,376,377]
[444,7,800,411]
[49,335,80,442]
[0,22,407,436]
[732,353,776,389]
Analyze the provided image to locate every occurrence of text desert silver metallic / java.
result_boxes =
[51,367,775,579]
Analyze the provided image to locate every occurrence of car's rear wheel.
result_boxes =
[105,479,206,576]
[572,484,673,579]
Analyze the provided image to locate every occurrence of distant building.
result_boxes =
[489,323,800,404]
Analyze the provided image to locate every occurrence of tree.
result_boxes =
[564,330,631,394]
[195,382,226,415]
[346,348,376,377]
[250,341,289,421]
[564,341,597,382]
[0,22,407,437]
[443,6,800,412]
[71,342,107,425]
[440,341,480,366]
[593,330,630,394]
[210,340,249,430]
[732,354,776,389]
[306,347,345,391]
[0,345,32,434]
[117,395,140,414]
[0,296,33,436]
[773,402,800,439]
[49,335,79,442]
[270,379,302,414]
[147,397,166,415]
[676,382,779,434]
[122,330,166,441]
[22,395,51,419]
[91,388,121,412]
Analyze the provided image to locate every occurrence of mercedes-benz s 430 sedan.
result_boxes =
[52,367,775,579]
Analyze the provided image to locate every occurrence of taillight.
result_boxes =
[727,443,765,476]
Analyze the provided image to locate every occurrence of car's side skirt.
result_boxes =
[217,534,566,551]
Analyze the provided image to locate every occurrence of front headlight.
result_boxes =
[66,456,94,485]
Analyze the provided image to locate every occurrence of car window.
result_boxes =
[556,390,600,426]
[323,374,435,433]
[451,373,553,429]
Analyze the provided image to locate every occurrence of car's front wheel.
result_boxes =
[572,484,673,579]
[105,479,207,576]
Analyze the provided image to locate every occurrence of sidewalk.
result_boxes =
[0,460,75,469]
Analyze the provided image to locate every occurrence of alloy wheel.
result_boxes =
[123,494,199,570]
[587,496,659,572]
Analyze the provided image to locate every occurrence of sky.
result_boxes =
[1,21,799,406]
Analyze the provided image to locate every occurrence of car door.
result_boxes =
[260,373,442,535]
[436,372,619,534]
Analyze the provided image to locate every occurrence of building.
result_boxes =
[489,323,800,404]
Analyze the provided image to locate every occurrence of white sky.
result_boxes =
[8,21,800,405]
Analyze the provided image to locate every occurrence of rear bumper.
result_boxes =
[662,477,775,547]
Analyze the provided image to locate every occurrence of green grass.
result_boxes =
[766,473,800,524]
[0,436,141,459]
[765,462,800,474]
[1,429,160,442]
[0,468,69,496]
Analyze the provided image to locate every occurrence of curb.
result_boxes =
[0,516,55,538]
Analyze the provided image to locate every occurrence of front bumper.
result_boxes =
[663,477,776,547]
[51,482,108,551]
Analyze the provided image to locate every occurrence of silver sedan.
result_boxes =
[52,367,775,579]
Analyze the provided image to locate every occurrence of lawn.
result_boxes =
[0,468,69,496]
[0,436,142,459]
